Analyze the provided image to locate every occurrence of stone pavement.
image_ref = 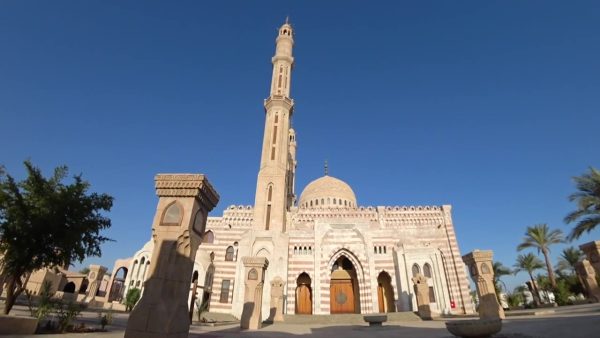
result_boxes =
[2,303,599,337]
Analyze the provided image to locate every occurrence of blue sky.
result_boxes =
[1,1,598,291]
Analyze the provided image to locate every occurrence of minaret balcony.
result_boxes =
[264,95,295,112]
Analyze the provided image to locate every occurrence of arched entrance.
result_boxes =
[295,273,312,314]
[108,267,128,302]
[330,256,360,314]
[200,264,215,311]
[63,282,76,293]
[377,271,395,313]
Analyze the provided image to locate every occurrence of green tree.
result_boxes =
[565,167,600,241]
[79,267,90,275]
[555,246,583,274]
[517,224,564,288]
[0,161,113,314]
[124,288,141,312]
[514,253,545,305]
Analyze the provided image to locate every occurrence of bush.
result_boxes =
[124,288,141,312]
[506,292,523,308]
[25,280,55,323]
[553,279,572,306]
[54,301,83,333]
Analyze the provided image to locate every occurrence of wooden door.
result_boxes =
[377,284,384,313]
[330,280,355,314]
[296,285,312,314]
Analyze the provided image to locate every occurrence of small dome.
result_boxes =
[299,175,357,209]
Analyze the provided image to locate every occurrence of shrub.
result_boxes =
[98,305,113,330]
[506,292,523,308]
[54,301,82,333]
[124,288,141,312]
[553,279,572,306]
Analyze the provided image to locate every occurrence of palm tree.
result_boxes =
[514,253,544,305]
[493,261,512,304]
[517,224,564,288]
[555,246,583,274]
[493,261,512,292]
[565,167,600,241]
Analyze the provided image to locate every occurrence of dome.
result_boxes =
[298,175,357,209]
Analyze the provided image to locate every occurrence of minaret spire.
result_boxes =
[324,160,328,176]
[253,21,297,233]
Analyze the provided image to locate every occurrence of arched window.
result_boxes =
[225,246,234,261]
[333,199,336,205]
[344,200,347,206]
[202,230,215,244]
[310,201,313,207]
[161,202,182,225]
[321,198,324,205]
[423,263,432,278]
[412,263,421,277]
[315,199,319,206]
[266,185,273,230]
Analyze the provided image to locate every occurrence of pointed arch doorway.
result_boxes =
[330,256,360,314]
[377,271,395,313]
[295,273,312,314]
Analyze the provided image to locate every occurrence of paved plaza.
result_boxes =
[2,303,600,338]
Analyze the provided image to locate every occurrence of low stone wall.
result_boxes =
[0,315,38,335]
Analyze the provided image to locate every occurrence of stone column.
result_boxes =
[412,274,433,320]
[240,257,269,330]
[576,259,600,302]
[269,277,285,322]
[125,174,219,338]
[580,241,600,276]
[462,250,505,320]
[85,265,107,302]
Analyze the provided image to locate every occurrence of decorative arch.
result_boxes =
[326,248,366,314]
[376,270,395,313]
[295,272,312,314]
[161,201,183,226]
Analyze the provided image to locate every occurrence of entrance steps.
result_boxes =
[282,311,421,325]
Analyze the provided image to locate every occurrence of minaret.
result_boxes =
[253,21,296,232]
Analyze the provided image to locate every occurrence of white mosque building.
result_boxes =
[105,21,475,319]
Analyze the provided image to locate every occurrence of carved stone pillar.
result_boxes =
[580,241,600,276]
[463,250,505,320]
[85,265,107,302]
[125,174,219,338]
[269,277,285,322]
[412,274,433,320]
[240,257,269,330]
[576,259,600,302]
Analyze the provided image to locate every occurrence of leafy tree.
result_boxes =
[79,267,90,275]
[555,246,583,274]
[124,288,141,312]
[0,161,113,314]
[517,224,564,288]
[565,167,600,241]
[514,253,545,305]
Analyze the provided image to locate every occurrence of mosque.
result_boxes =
[106,21,475,319]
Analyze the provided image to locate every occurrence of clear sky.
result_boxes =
[1,1,598,291]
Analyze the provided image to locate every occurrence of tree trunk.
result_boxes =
[528,272,541,306]
[542,248,557,289]
[4,276,16,315]
[3,273,27,315]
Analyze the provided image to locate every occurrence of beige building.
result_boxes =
[111,21,474,318]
